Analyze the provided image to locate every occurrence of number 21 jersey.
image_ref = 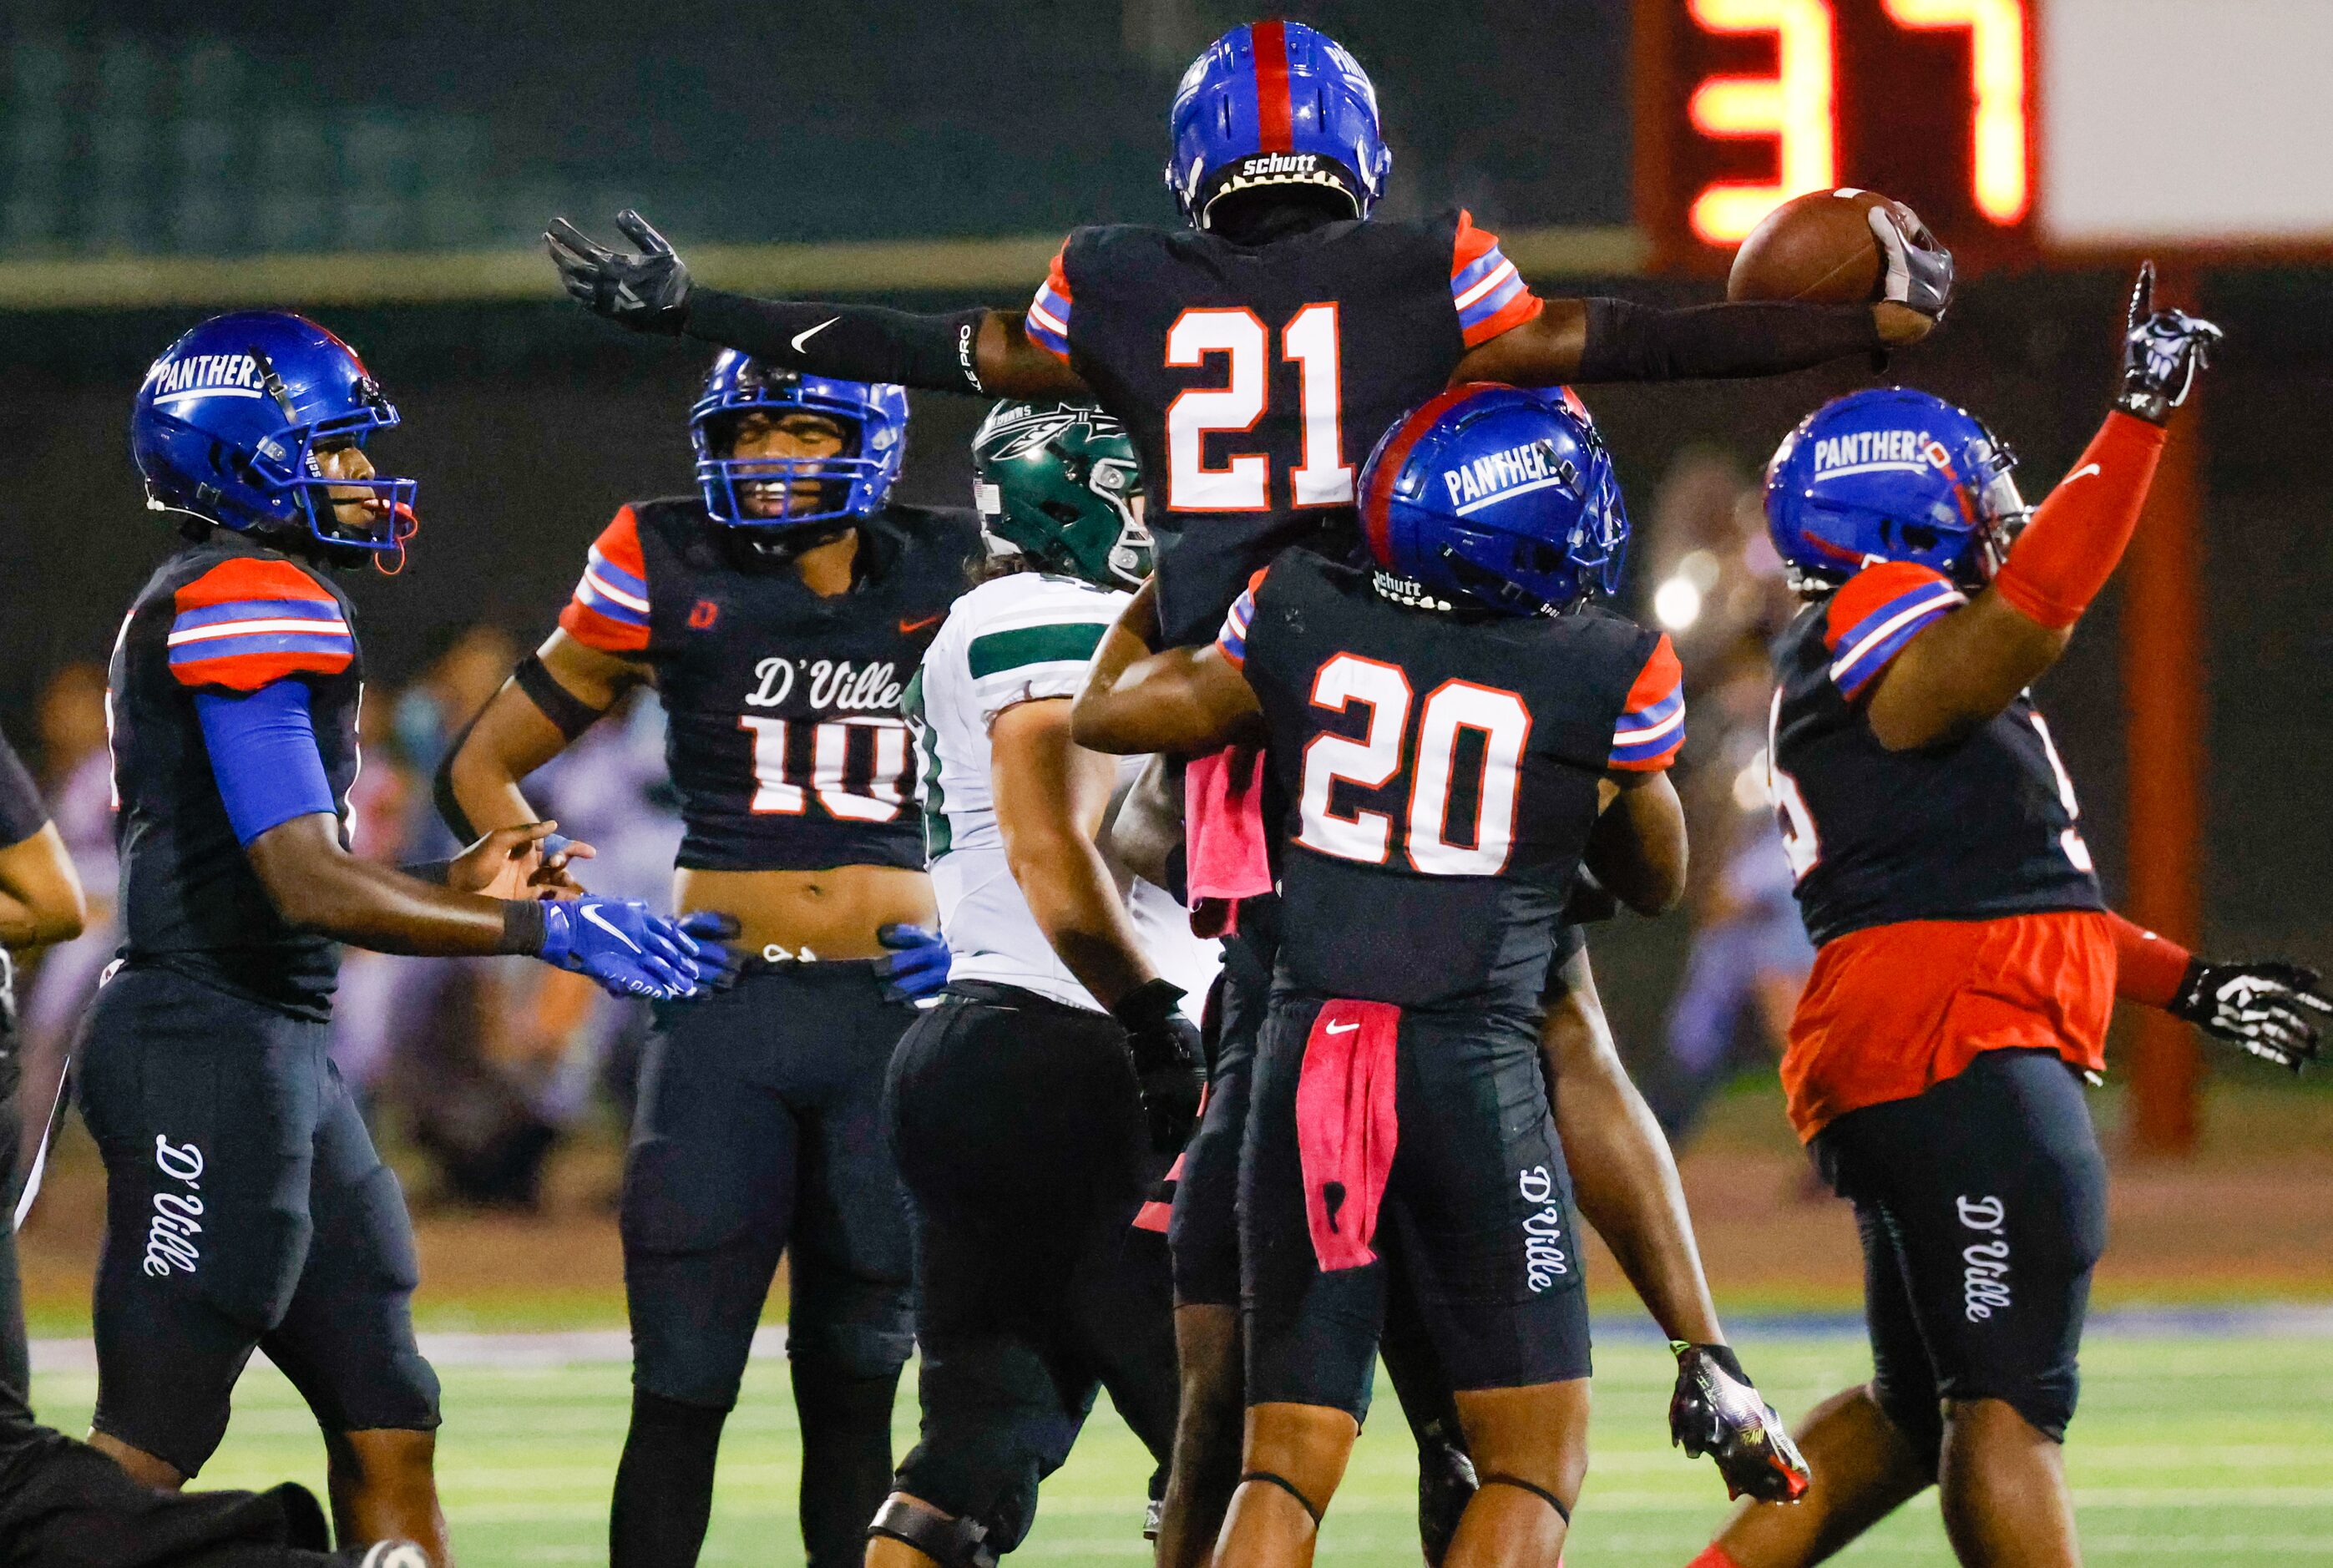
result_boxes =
[1028,210,1541,647]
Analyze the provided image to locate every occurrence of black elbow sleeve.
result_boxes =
[1576,296,1881,382]
[683,291,990,395]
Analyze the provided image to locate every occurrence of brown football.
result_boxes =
[1728,188,1901,305]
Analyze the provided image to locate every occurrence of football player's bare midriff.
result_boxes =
[676,863,934,963]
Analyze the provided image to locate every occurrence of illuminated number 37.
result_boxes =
[1163,304,1349,513]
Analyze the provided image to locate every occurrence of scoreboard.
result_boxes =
[1635,0,2038,273]
[1634,0,2333,272]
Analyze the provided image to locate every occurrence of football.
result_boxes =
[1728,187,1904,305]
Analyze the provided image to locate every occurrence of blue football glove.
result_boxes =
[538,895,702,1000]
[677,910,747,994]
[875,923,952,1003]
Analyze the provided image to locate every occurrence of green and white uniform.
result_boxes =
[905,570,1216,1015]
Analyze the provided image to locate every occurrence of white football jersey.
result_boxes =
[906,570,1217,1016]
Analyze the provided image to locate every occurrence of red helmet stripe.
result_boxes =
[1362,384,1477,566]
[1252,20,1293,152]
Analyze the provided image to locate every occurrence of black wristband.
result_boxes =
[684,291,990,395]
[401,857,454,886]
[514,653,609,741]
[1110,977,1188,1034]
[1577,297,1881,383]
[498,898,547,956]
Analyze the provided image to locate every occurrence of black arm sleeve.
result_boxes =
[1576,297,1882,383]
[683,291,991,395]
[0,729,48,850]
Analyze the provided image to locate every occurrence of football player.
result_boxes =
[545,19,1864,1547]
[438,353,981,1568]
[0,720,88,1400]
[1072,385,1799,1568]
[1688,271,2328,1568]
[872,399,1214,1566]
[546,19,1949,650]
[92,311,711,1565]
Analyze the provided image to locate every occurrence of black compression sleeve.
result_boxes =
[1576,297,1881,382]
[513,654,608,741]
[497,898,547,956]
[683,291,990,394]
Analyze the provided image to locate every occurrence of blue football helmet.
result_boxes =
[1166,20,1392,230]
[1764,387,2031,589]
[131,311,416,554]
[690,352,909,529]
[1359,383,1628,618]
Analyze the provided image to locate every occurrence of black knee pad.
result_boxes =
[870,1494,998,1568]
[894,1339,1080,1555]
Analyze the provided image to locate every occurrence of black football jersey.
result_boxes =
[559,498,981,873]
[1027,209,1542,647]
[1769,560,2104,947]
[109,537,365,1019]
[1222,549,1682,1014]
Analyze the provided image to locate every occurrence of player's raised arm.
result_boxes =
[545,210,1086,398]
[1845,266,2216,750]
[1069,576,1263,756]
[1456,208,1950,387]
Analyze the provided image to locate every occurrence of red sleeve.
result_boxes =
[557,506,652,654]
[1450,210,1542,348]
[1991,412,2168,630]
[166,558,353,693]
[2108,910,2194,1009]
[1820,561,1968,701]
[1024,240,1075,362]
[1608,634,1685,771]
[1215,566,1272,670]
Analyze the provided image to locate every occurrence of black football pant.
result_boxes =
[76,969,438,1478]
[615,960,918,1568]
[1813,1047,2108,1467]
[887,983,1181,1557]
[0,1019,28,1405]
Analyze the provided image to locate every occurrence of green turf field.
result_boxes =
[29,1328,2333,1565]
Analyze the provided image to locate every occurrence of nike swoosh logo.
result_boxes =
[580,903,642,953]
[791,316,840,353]
[2065,463,2103,483]
[1323,1020,1359,1034]
[898,613,944,635]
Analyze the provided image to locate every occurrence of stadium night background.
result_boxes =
[0,2,2325,1564]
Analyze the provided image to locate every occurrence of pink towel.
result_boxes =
[1295,999,1403,1272]
[1184,745,1273,924]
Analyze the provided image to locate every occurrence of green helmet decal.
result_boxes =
[970,400,1151,589]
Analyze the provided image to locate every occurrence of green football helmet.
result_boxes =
[971,400,1151,589]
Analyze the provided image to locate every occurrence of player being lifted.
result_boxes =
[545,19,1856,1554]
[1688,271,2329,1568]
[94,312,712,1565]
[1072,384,1769,1568]
[872,400,1217,1567]
[439,354,979,1568]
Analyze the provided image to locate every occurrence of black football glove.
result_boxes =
[545,210,693,334]
[1670,1343,1810,1505]
[2115,261,2222,424]
[2169,959,2330,1072]
[1111,979,1206,1156]
[1867,203,1953,321]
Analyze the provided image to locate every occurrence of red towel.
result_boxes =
[1185,746,1273,938]
[1295,999,1403,1272]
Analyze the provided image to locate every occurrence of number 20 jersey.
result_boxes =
[1768,560,2103,948]
[1224,549,1682,1014]
[1028,209,1542,648]
[559,497,982,873]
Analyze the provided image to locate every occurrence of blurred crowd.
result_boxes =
[8,463,1824,1214]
